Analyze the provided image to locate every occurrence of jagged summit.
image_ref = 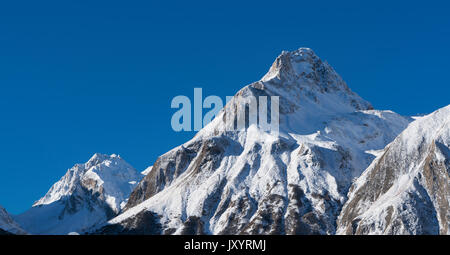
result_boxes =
[195,47,376,139]
[34,153,138,213]
[262,48,320,80]
[16,153,143,235]
[85,153,121,168]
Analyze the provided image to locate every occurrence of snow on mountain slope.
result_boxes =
[337,105,450,235]
[141,166,153,176]
[0,206,27,235]
[96,48,412,235]
[15,154,142,235]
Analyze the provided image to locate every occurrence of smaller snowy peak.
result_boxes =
[34,153,142,213]
[0,206,26,235]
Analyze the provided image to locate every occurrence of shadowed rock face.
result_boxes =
[0,228,13,235]
[337,106,450,235]
[420,142,449,234]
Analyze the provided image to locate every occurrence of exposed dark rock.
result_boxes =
[0,228,13,235]
[94,211,162,235]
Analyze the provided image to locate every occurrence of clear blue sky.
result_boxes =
[0,0,449,214]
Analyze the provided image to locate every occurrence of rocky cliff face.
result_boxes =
[96,48,412,235]
[15,154,142,235]
[337,105,450,235]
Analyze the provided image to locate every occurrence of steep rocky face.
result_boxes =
[0,205,27,235]
[15,154,142,235]
[337,105,450,235]
[97,48,411,235]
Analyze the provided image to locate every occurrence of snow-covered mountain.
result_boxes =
[337,105,450,235]
[96,48,412,235]
[15,153,142,235]
[0,205,27,235]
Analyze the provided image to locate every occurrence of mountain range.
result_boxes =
[0,48,448,235]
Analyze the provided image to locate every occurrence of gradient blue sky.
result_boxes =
[0,0,449,214]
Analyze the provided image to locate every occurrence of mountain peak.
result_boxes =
[262,47,319,81]
[17,153,143,234]
[195,47,375,139]
[259,47,372,113]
